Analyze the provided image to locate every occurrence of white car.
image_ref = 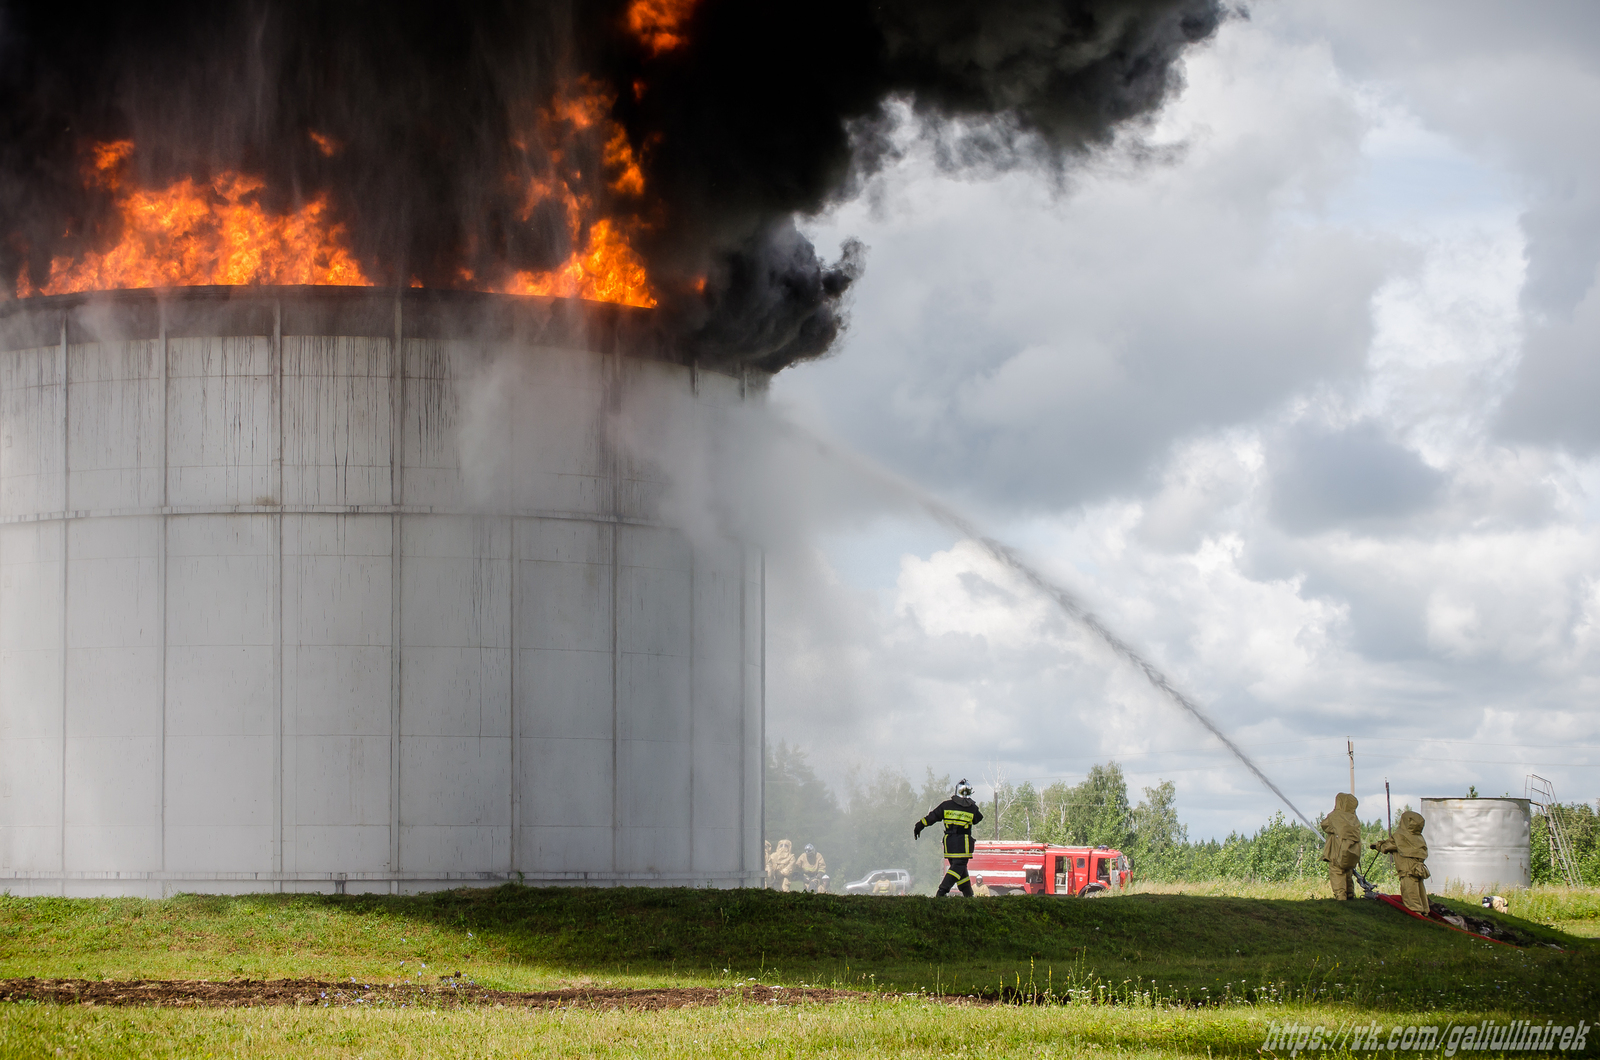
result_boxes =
[843,869,913,895]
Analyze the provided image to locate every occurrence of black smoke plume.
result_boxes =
[0,0,1218,371]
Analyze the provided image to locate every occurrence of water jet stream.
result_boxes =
[778,417,1316,830]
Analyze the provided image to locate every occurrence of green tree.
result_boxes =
[1532,803,1600,885]
[841,766,931,890]
[764,742,844,881]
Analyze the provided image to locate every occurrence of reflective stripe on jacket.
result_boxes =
[919,797,985,857]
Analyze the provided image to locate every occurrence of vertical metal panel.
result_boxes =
[0,345,67,516]
[164,514,274,873]
[1420,797,1532,890]
[65,340,162,509]
[389,302,403,891]
[63,516,162,872]
[0,521,64,872]
[282,513,392,874]
[399,515,512,872]
[280,336,392,506]
[165,337,273,506]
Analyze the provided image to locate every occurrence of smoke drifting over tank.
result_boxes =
[0,0,1219,372]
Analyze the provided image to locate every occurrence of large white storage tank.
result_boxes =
[1419,797,1531,891]
[0,286,765,896]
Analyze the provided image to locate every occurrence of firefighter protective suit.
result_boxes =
[1373,809,1430,915]
[1321,793,1362,900]
[764,841,774,888]
[770,839,797,891]
[795,846,827,892]
[915,794,985,897]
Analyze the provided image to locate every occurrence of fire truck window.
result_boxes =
[1076,857,1086,869]
[1097,858,1111,881]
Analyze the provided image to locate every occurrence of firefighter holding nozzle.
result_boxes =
[1372,809,1430,915]
[914,779,985,897]
[1321,792,1362,900]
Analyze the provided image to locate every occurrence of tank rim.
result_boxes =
[0,284,684,366]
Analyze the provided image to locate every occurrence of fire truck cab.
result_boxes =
[968,841,1131,896]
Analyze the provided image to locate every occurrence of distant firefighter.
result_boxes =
[769,839,796,890]
[914,778,985,897]
[1321,793,1363,900]
[1372,809,1430,915]
[764,840,775,889]
[795,844,828,892]
[971,873,992,898]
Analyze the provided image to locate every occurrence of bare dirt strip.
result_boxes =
[0,977,881,1010]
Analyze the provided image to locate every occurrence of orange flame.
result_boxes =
[626,0,698,56]
[21,81,665,309]
[504,219,653,306]
[492,80,658,308]
[18,141,370,296]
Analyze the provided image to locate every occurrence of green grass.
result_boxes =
[0,998,1507,1059]
[1,885,1593,1009]
[3,883,1596,1057]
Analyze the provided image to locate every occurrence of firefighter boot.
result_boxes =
[938,858,973,897]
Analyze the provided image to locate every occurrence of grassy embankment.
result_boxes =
[3,882,1597,1058]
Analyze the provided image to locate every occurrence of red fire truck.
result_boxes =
[966,841,1132,896]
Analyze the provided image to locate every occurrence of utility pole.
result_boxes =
[1348,739,1355,796]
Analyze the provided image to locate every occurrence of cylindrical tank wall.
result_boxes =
[0,288,765,896]
[1419,798,1531,891]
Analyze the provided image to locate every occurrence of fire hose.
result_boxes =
[1353,853,1379,899]
[1356,784,1395,903]
[1353,780,1394,900]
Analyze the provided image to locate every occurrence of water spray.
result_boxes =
[777,417,1316,830]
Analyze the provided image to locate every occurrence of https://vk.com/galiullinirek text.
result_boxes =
[1263,1018,1589,1056]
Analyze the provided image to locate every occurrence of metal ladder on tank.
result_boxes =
[1526,774,1584,888]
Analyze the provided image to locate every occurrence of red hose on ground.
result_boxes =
[1371,893,1520,948]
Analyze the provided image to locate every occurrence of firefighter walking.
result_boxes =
[914,779,985,897]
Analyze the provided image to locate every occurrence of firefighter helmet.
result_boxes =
[956,779,973,798]
[804,844,816,854]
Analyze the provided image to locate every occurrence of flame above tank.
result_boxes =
[17,1,681,309]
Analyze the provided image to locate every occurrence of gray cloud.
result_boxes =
[1269,423,1444,535]
[1498,274,1600,448]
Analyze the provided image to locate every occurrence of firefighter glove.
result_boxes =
[913,822,924,840]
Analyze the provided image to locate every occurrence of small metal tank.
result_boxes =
[1419,797,1531,890]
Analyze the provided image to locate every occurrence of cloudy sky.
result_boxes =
[755,1,1600,839]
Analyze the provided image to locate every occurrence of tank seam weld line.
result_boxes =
[56,312,68,878]
[389,293,405,893]
[0,507,673,526]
